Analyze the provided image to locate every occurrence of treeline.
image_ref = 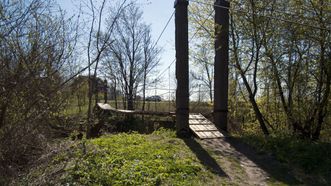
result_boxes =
[189,0,330,140]
[0,0,160,182]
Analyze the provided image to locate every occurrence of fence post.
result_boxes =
[214,0,229,131]
[174,0,190,137]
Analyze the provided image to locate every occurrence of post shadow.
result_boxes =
[183,138,228,177]
[223,137,302,185]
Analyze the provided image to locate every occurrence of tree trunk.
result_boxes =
[142,73,147,120]
[243,74,270,136]
[114,79,118,109]
[87,77,93,139]
[0,104,8,129]
[312,40,330,140]
[127,86,134,110]
[142,72,147,110]
[230,16,269,136]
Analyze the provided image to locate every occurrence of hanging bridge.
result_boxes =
[97,103,225,139]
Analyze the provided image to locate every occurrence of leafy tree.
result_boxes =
[189,0,331,139]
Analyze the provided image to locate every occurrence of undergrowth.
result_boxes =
[240,130,331,183]
[62,130,216,185]
[45,129,222,185]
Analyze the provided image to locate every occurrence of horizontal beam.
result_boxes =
[97,103,175,116]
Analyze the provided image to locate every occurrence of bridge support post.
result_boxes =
[174,0,190,137]
[214,0,229,131]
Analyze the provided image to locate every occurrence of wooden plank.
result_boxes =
[189,120,213,125]
[195,131,224,139]
[189,125,218,131]
[211,131,224,138]
[98,103,114,111]
[194,131,207,139]
[189,117,212,124]
[189,120,200,125]
[189,114,205,120]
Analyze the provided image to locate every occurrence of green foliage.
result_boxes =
[62,130,215,185]
[152,128,177,138]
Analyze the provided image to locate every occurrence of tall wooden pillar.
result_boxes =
[174,0,190,137]
[214,0,229,131]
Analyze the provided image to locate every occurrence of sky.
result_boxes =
[139,0,176,66]
[137,0,177,92]
[56,0,177,98]
[56,0,176,57]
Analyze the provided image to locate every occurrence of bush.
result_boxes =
[0,124,47,185]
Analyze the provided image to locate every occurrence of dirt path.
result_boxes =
[188,137,301,185]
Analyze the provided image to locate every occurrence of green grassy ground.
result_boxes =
[13,125,330,185]
[17,129,229,186]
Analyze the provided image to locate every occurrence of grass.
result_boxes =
[18,129,228,186]
[240,130,331,184]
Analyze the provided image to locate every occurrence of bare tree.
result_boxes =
[191,44,214,102]
[84,0,128,138]
[108,3,159,110]
[141,27,160,112]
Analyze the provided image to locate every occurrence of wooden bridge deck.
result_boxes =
[189,114,225,139]
[97,103,224,139]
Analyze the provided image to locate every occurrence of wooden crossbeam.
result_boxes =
[97,103,174,116]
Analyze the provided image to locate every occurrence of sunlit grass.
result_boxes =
[59,129,228,185]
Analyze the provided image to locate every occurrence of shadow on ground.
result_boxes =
[196,134,306,185]
[223,137,302,185]
[183,138,228,177]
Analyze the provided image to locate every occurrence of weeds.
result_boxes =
[59,129,218,185]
